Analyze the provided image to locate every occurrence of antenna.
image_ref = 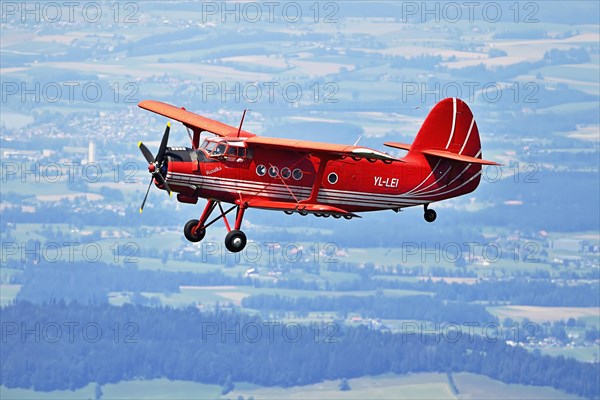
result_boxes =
[237,109,250,137]
[353,135,362,146]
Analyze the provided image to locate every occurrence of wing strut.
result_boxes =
[301,154,335,204]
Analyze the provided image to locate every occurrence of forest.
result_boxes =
[1,302,598,398]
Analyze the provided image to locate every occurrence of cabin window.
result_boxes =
[328,172,338,184]
[268,166,279,178]
[226,146,237,156]
[213,144,226,156]
[292,168,303,180]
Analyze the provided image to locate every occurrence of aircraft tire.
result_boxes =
[424,209,437,223]
[184,219,206,242]
[225,229,247,252]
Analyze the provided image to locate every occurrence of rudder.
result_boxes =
[410,98,481,158]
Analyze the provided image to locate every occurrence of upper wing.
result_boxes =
[138,100,255,138]
[245,136,403,162]
[139,100,401,161]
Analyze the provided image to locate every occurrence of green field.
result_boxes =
[535,347,600,363]
[488,305,600,323]
[0,379,222,400]
[109,285,431,308]
[0,284,21,306]
[453,372,582,400]
[0,372,583,400]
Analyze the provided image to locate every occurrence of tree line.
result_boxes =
[242,294,496,324]
[1,302,598,399]
[9,261,599,307]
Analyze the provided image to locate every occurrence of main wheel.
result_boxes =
[225,229,247,252]
[424,209,437,223]
[184,219,206,242]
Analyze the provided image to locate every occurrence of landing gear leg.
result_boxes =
[224,205,247,252]
[183,200,248,252]
[424,204,437,223]
[183,200,216,242]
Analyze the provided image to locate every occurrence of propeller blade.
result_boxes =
[154,173,172,196]
[156,122,171,164]
[138,142,155,165]
[139,176,154,213]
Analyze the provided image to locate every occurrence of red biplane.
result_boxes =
[138,97,498,252]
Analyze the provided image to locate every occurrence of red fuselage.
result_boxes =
[164,145,482,213]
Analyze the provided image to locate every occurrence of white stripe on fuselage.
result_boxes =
[165,167,478,210]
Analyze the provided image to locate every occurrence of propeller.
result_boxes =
[138,122,172,213]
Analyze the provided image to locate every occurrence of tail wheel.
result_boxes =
[424,209,437,223]
[225,229,247,253]
[184,219,206,242]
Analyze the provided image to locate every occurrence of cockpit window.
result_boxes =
[200,139,253,160]
[203,141,217,152]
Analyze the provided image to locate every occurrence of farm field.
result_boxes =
[0,372,583,400]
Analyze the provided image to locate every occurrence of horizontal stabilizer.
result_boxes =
[384,142,412,151]
[421,149,500,165]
